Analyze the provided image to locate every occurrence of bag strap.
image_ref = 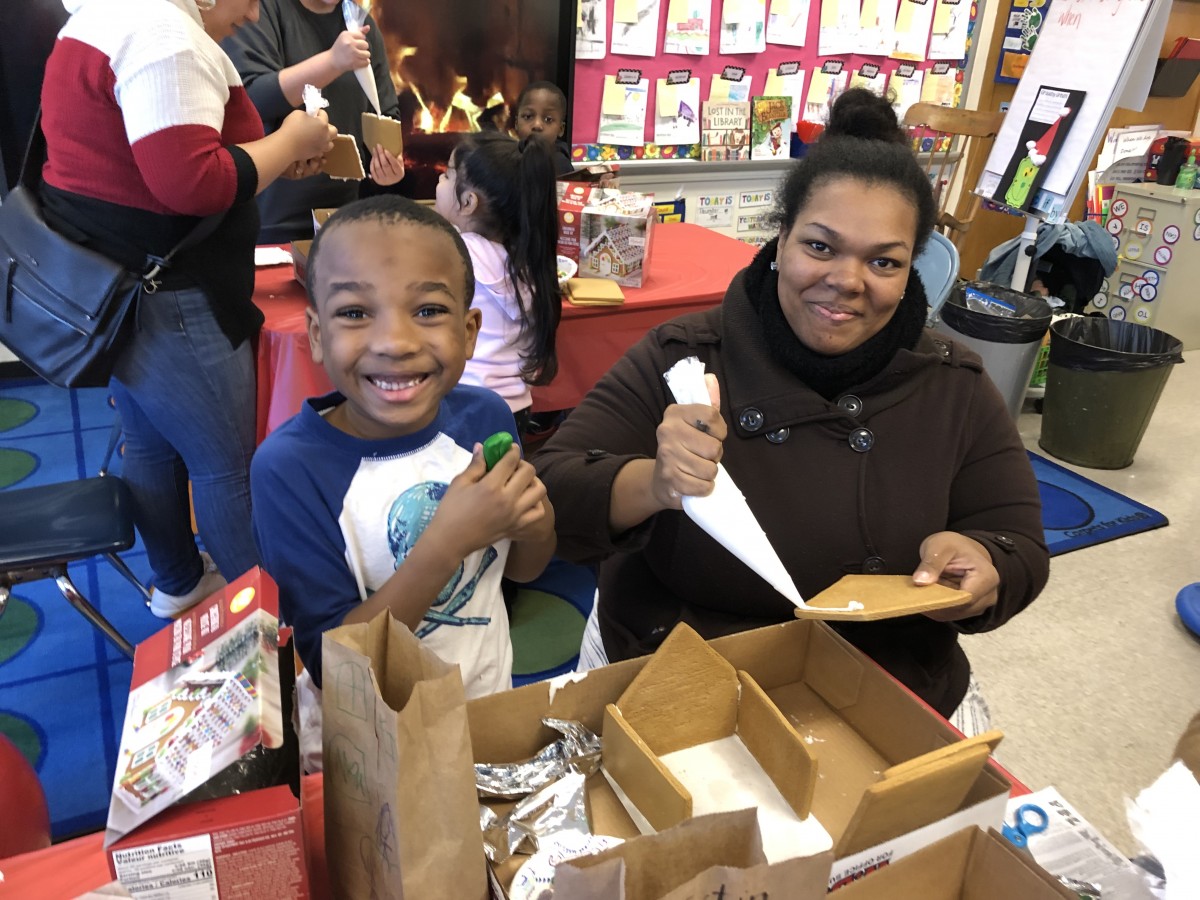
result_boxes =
[21,107,227,289]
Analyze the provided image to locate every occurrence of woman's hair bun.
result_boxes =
[824,87,907,145]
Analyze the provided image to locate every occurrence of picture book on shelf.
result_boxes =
[751,96,793,159]
[701,100,751,161]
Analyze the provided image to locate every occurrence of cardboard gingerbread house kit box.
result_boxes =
[104,568,307,898]
[829,826,1077,898]
[469,620,1013,896]
[579,190,657,288]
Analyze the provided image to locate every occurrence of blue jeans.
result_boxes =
[110,287,260,594]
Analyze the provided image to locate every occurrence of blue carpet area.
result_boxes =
[0,378,595,839]
[1028,450,1168,556]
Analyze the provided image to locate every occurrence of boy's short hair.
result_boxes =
[305,195,476,306]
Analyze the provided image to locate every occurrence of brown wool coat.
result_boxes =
[535,270,1050,717]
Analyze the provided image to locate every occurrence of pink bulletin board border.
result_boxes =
[570,0,978,148]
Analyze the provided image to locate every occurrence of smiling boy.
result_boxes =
[251,197,556,745]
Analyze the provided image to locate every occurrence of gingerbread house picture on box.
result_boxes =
[579,191,656,288]
[583,223,643,281]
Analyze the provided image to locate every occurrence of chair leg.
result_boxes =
[104,553,153,605]
[55,572,134,659]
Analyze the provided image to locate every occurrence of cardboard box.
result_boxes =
[107,785,308,899]
[828,827,1076,897]
[468,619,1012,896]
[579,191,657,288]
[556,182,598,263]
[104,569,306,898]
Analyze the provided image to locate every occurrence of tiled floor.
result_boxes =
[964,349,1200,855]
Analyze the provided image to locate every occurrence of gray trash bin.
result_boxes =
[938,282,1053,420]
[1040,317,1184,469]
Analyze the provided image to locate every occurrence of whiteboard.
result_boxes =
[976,0,1172,223]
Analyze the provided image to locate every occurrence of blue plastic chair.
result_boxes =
[913,231,960,325]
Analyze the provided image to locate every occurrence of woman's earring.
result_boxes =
[769,261,779,271]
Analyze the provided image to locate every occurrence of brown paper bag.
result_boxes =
[322,612,487,900]
[553,809,832,900]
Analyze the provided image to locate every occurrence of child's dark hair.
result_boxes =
[767,88,937,255]
[451,132,561,384]
[305,195,475,306]
[509,80,568,133]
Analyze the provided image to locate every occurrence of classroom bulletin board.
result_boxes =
[570,0,980,160]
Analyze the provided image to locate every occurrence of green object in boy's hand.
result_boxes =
[483,432,515,470]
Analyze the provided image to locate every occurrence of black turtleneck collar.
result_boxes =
[743,237,930,400]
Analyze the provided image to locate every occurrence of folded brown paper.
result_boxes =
[322,612,487,900]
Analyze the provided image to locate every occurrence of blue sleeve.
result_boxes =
[251,437,363,688]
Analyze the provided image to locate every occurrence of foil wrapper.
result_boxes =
[1057,875,1102,899]
[477,719,601,864]
[475,718,601,800]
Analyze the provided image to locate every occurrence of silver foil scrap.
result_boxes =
[475,718,601,799]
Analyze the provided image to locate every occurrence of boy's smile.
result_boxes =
[306,220,480,440]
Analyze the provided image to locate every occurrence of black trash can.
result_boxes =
[1040,318,1184,469]
[939,282,1053,419]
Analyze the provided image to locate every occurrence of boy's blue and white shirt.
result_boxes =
[251,385,517,697]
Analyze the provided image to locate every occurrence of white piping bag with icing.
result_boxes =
[663,357,860,613]
[341,0,382,114]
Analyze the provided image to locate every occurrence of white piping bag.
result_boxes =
[341,0,381,114]
[663,358,858,612]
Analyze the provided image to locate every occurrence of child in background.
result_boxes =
[251,196,556,767]
[511,81,574,176]
[435,133,562,433]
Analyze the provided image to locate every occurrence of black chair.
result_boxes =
[0,417,150,658]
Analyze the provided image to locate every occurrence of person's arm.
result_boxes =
[341,444,551,630]
[504,494,556,583]
[917,375,1050,629]
[237,109,336,192]
[276,28,370,108]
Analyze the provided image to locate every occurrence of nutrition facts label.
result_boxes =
[111,835,218,900]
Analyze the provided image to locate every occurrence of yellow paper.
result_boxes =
[602,76,627,116]
[657,81,680,117]
[772,0,795,14]
[764,68,786,95]
[820,0,839,27]
[932,0,954,32]
[614,0,639,24]
[895,0,917,33]
[724,0,745,24]
[860,0,879,27]
[806,70,832,104]
[667,0,689,24]
[710,74,733,102]
[577,0,583,27]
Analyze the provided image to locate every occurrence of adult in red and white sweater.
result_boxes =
[40,0,336,617]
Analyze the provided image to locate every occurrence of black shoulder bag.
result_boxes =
[0,110,223,388]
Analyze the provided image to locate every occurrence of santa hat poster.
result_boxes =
[994,85,1087,213]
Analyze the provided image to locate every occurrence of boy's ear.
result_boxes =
[463,307,482,360]
[306,306,324,365]
[557,119,566,139]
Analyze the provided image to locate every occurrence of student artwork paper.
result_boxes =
[577,0,608,59]
[720,0,767,54]
[856,0,899,57]
[849,68,887,96]
[890,0,936,61]
[654,78,702,145]
[709,72,754,102]
[920,68,958,107]
[803,69,848,123]
[888,68,925,121]
[929,0,971,61]
[818,0,861,56]
[663,0,713,54]
[612,0,663,57]
[766,0,810,46]
[764,66,806,127]
[598,76,650,146]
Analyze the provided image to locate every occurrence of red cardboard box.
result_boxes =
[104,569,306,898]
[557,182,598,263]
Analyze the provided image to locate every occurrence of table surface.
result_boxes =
[252,222,756,439]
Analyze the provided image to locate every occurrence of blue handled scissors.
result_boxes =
[1002,802,1049,848]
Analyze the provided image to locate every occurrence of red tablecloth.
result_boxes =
[251,222,755,443]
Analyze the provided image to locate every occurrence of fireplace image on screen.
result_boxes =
[369,0,571,199]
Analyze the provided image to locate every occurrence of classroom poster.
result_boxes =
[766,0,811,46]
[979,0,1168,221]
[720,0,768,54]
[611,0,663,56]
[696,192,737,226]
[598,75,650,145]
[576,0,607,60]
[992,86,1087,213]
[663,0,713,54]
[994,0,1052,83]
